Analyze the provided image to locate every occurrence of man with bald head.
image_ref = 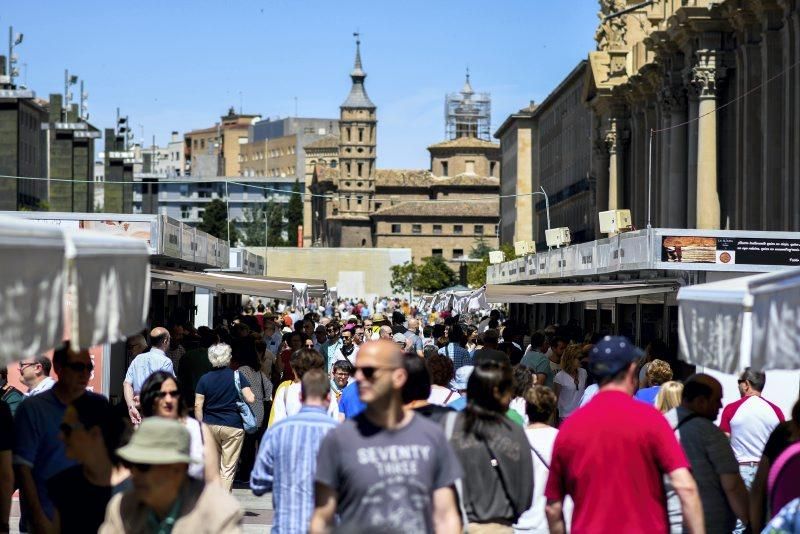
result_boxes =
[311,340,462,533]
[665,374,750,533]
[123,327,175,424]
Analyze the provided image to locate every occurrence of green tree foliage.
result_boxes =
[198,199,239,245]
[242,206,265,246]
[390,261,417,294]
[267,201,285,246]
[415,256,458,294]
[286,180,303,246]
[467,241,516,288]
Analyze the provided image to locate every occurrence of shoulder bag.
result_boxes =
[234,370,258,434]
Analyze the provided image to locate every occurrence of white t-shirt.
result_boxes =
[184,417,205,480]
[270,381,340,427]
[427,385,460,406]
[514,426,573,533]
[509,396,529,426]
[553,368,588,419]
[720,395,785,462]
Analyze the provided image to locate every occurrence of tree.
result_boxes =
[198,199,239,245]
[267,201,285,246]
[467,240,516,288]
[390,261,417,294]
[286,180,303,246]
[242,206,265,246]
[415,256,458,294]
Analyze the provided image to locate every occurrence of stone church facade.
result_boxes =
[306,39,501,266]
[588,0,800,232]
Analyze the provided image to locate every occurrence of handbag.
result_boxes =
[234,370,258,434]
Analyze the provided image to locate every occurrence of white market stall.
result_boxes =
[0,214,151,367]
[678,268,800,418]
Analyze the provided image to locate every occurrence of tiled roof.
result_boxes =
[304,134,339,151]
[373,199,499,218]
[427,137,500,150]
[432,175,499,187]
[374,169,433,187]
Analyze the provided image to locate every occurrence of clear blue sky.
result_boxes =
[4,0,599,169]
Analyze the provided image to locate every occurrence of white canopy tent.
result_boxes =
[0,215,151,366]
[678,268,800,418]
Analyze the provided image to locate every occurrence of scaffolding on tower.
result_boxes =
[444,72,491,141]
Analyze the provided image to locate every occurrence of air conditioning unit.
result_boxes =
[514,240,536,257]
[598,209,633,235]
[545,227,571,248]
[488,250,506,264]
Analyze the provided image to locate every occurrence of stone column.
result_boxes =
[762,18,785,230]
[593,117,610,226]
[657,103,671,227]
[782,4,798,230]
[686,87,699,228]
[605,117,626,210]
[691,51,726,230]
[663,85,688,227]
[741,42,763,228]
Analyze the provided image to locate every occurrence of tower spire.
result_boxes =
[352,32,364,75]
[342,32,374,108]
[462,67,474,96]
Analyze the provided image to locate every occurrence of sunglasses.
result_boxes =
[122,460,153,473]
[155,390,180,399]
[59,422,83,437]
[355,366,397,380]
[65,362,94,373]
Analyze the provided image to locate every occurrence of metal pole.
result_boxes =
[79,80,84,119]
[63,69,68,122]
[225,178,231,245]
[264,201,269,275]
[647,128,653,228]
[540,186,551,230]
[8,27,12,86]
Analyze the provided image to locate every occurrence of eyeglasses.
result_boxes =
[59,422,83,437]
[64,362,94,373]
[155,390,180,399]
[18,362,37,371]
[355,366,397,380]
[122,460,152,473]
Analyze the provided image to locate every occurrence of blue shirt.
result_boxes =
[439,343,473,370]
[124,348,174,394]
[196,367,251,428]
[250,406,338,534]
[321,338,343,373]
[635,385,660,405]
[338,382,366,419]
[448,396,467,411]
[13,390,102,518]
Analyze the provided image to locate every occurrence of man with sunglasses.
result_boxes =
[311,340,463,533]
[123,327,175,425]
[13,343,103,534]
[18,356,56,397]
[101,417,242,532]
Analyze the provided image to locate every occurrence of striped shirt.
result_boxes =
[250,406,338,534]
[439,342,473,370]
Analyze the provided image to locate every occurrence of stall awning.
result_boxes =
[678,269,800,372]
[0,215,150,364]
[151,268,327,300]
[484,281,678,304]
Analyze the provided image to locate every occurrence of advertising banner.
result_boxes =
[662,236,800,266]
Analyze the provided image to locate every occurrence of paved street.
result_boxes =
[9,485,274,533]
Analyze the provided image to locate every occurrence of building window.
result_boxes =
[490,161,497,176]
[432,249,443,257]
[454,224,463,234]
[391,224,401,233]
[465,160,475,174]
[304,127,315,134]
[453,249,464,259]
[358,128,364,142]
[412,224,422,234]
[180,205,190,219]
[475,225,484,235]
[357,162,363,176]
[345,128,350,141]
[346,162,351,176]
[442,161,448,176]
[433,224,442,235]
[330,160,337,168]
[357,196,363,205]
[494,225,499,235]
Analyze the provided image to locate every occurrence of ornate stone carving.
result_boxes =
[604,117,629,155]
[596,0,628,51]
[659,82,687,112]
[689,51,727,99]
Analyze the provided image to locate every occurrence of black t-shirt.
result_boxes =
[413,403,453,424]
[763,422,800,464]
[0,400,12,451]
[472,348,510,366]
[47,465,112,533]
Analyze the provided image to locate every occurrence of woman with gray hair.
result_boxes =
[194,342,255,491]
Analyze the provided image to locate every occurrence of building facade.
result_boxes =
[587,0,800,232]
[494,105,535,245]
[309,40,501,267]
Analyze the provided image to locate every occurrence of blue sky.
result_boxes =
[4,0,599,169]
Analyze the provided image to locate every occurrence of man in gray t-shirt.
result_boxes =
[311,340,462,533]
[665,374,749,534]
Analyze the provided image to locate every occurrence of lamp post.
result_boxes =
[532,186,551,231]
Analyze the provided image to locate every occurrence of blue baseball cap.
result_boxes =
[589,336,644,377]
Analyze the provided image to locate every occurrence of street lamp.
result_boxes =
[533,186,551,231]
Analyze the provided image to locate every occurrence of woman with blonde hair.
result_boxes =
[553,344,588,422]
[655,381,684,414]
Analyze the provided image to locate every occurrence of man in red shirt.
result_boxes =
[545,336,704,534]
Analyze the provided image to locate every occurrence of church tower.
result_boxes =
[333,33,378,247]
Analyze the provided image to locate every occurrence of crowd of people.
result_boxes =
[1,296,799,533]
